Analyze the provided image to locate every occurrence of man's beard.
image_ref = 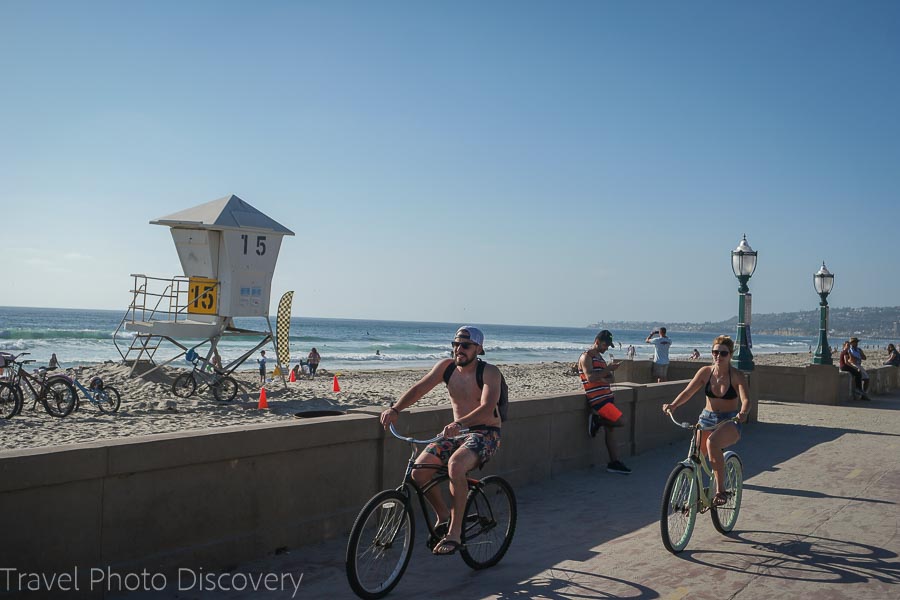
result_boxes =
[455,354,475,367]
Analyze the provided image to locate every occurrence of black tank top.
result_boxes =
[705,367,738,400]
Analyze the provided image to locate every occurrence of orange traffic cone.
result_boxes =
[289,369,296,382]
[258,387,269,409]
[333,375,341,392]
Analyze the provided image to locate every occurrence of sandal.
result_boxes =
[432,538,463,556]
[712,491,730,507]
[426,520,450,551]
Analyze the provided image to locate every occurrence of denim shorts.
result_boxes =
[698,409,742,434]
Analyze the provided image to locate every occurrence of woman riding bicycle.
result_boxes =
[661,335,750,508]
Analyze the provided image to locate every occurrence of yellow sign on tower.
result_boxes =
[187,277,218,315]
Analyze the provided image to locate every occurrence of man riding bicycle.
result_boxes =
[380,326,503,556]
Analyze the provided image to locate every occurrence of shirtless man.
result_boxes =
[380,326,502,556]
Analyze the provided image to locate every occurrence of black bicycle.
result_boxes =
[345,423,516,599]
[171,352,238,402]
[0,352,77,418]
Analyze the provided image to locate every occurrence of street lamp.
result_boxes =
[731,234,757,371]
[812,262,834,365]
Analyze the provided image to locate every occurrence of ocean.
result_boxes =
[0,306,827,373]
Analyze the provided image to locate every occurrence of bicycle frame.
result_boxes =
[66,369,102,405]
[669,412,740,512]
[388,424,481,542]
[7,361,51,408]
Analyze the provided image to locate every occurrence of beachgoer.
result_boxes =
[291,363,302,380]
[645,327,672,382]
[307,348,321,378]
[48,353,60,370]
[626,344,636,360]
[839,340,868,400]
[579,330,631,475]
[211,349,223,371]
[883,343,900,367]
[690,348,701,360]
[380,326,503,556]
[662,335,750,507]
[848,337,870,394]
[257,350,267,385]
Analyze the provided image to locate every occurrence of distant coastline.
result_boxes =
[591,305,900,340]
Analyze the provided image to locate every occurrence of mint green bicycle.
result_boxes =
[660,411,743,553]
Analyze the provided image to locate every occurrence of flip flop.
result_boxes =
[432,538,463,556]
[712,492,730,507]
[426,521,450,551]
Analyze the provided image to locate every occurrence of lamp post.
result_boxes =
[731,235,757,371]
[812,262,834,365]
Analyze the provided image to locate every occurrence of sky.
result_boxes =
[2,1,899,328]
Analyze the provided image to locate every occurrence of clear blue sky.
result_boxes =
[2,1,898,327]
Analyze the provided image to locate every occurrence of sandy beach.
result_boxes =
[0,352,839,452]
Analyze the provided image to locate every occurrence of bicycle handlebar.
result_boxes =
[665,409,740,431]
[388,422,469,445]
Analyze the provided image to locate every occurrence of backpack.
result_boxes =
[442,359,509,422]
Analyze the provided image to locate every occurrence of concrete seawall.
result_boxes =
[1,361,897,596]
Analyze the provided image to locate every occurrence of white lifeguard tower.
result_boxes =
[114,194,294,376]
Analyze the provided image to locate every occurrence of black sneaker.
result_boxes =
[589,413,601,438]
[607,460,632,474]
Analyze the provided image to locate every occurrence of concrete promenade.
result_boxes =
[119,392,900,600]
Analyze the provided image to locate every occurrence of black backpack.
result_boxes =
[442,359,509,422]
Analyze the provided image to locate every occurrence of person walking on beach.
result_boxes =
[307,348,321,378]
[626,344,636,360]
[646,327,672,382]
[257,350,267,385]
[380,326,503,556]
[579,330,631,474]
[662,335,750,508]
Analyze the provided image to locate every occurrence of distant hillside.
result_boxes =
[592,306,900,339]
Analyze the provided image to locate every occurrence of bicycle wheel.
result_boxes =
[172,373,196,398]
[460,475,517,569]
[660,464,698,553]
[0,382,21,419]
[96,386,122,413]
[41,377,77,418]
[711,453,743,534]
[212,376,238,402]
[346,489,415,600]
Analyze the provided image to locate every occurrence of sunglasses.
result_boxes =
[712,349,730,357]
[452,341,476,350]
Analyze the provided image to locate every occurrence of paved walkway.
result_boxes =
[122,392,900,599]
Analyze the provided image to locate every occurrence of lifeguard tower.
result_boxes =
[113,195,294,377]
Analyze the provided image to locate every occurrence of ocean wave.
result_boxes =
[0,339,29,351]
[0,328,116,340]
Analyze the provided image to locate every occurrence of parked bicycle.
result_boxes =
[66,367,122,413]
[345,423,516,599]
[172,350,239,402]
[660,411,743,553]
[0,352,77,418]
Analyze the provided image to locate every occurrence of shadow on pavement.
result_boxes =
[681,530,900,586]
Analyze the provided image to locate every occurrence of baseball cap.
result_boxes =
[849,337,859,344]
[595,330,614,345]
[454,326,486,355]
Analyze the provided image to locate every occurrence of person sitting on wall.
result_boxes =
[883,343,900,367]
[840,340,869,401]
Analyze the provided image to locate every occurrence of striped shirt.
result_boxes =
[578,352,615,409]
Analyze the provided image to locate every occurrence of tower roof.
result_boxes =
[150,195,295,235]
